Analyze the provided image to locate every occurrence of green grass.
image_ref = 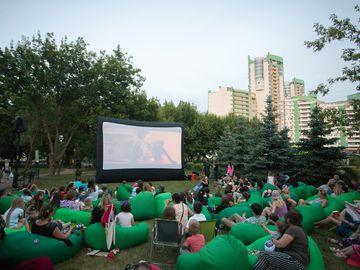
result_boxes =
[26,174,355,270]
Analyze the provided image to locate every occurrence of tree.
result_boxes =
[217,126,239,174]
[0,33,158,175]
[245,96,295,178]
[297,106,346,184]
[305,5,360,133]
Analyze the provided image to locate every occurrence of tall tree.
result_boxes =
[305,5,360,133]
[245,96,295,178]
[0,33,157,175]
[297,106,346,184]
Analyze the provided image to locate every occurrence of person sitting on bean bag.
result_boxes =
[115,201,134,227]
[254,211,309,270]
[221,203,266,229]
[184,201,206,234]
[298,185,328,208]
[180,220,205,254]
[2,197,30,231]
[31,205,75,240]
[261,190,288,219]
[60,190,81,210]
[26,191,44,221]
[21,189,33,204]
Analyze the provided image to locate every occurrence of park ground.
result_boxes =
[17,171,360,270]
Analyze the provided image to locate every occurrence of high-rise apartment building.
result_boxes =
[248,53,285,123]
[208,87,256,118]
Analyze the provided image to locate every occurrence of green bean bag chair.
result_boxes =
[293,186,309,200]
[154,192,172,218]
[116,184,133,201]
[201,205,212,220]
[208,196,222,208]
[289,192,300,202]
[54,208,91,226]
[176,234,250,270]
[84,222,149,251]
[211,205,253,225]
[296,202,326,222]
[323,196,344,217]
[0,195,15,214]
[293,207,315,234]
[4,226,27,234]
[335,191,360,204]
[0,230,83,264]
[246,235,325,270]
[130,191,155,220]
[304,185,318,196]
[248,192,265,208]
[229,222,269,245]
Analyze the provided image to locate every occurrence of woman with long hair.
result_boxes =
[254,211,309,270]
[3,197,29,231]
[27,191,44,221]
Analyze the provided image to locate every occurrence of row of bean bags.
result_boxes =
[0,230,83,264]
[246,235,325,270]
[176,234,250,270]
[84,222,149,251]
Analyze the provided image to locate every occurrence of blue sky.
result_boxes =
[0,0,358,112]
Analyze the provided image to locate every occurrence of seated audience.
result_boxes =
[180,220,205,254]
[162,206,176,220]
[298,185,328,208]
[116,201,134,227]
[221,203,266,229]
[185,201,206,233]
[262,190,288,218]
[2,197,29,231]
[31,205,75,240]
[60,190,81,210]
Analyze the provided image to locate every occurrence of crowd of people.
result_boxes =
[0,166,359,269]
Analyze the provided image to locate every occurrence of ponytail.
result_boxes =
[5,197,24,227]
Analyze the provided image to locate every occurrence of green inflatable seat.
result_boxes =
[0,231,83,264]
[323,196,345,217]
[130,191,155,220]
[260,183,277,194]
[293,186,309,200]
[84,222,149,251]
[208,196,222,208]
[54,208,91,226]
[229,222,269,245]
[176,234,250,270]
[296,203,326,223]
[116,184,133,201]
[154,192,172,218]
[335,191,360,204]
[0,195,15,214]
[246,235,325,270]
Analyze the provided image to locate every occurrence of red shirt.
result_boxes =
[183,234,205,253]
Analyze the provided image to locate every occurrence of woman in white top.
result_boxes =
[2,197,29,231]
[167,193,190,234]
[116,201,134,227]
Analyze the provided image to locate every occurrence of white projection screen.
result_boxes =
[96,117,184,182]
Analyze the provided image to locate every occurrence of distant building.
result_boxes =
[208,87,256,119]
[248,53,285,124]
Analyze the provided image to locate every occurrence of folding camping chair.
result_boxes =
[199,219,217,243]
[150,219,182,261]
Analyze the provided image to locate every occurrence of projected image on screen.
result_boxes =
[102,122,182,170]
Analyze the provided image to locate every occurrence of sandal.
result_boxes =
[329,247,341,253]
[334,251,347,258]
[327,238,339,244]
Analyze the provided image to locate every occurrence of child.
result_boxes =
[115,201,134,227]
[180,220,205,254]
[2,197,30,231]
[260,220,286,240]
[81,197,94,212]
[185,201,206,233]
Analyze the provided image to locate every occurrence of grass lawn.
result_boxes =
[25,173,357,270]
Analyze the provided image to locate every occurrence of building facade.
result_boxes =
[208,87,256,119]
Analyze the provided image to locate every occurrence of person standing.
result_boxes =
[203,159,210,178]
[227,162,234,177]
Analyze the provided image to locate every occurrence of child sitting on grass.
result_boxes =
[180,220,205,254]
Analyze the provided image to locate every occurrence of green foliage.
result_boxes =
[245,96,296,177]
[0,33,160,174]
[297,106,346,184]
[305,5,360,132]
